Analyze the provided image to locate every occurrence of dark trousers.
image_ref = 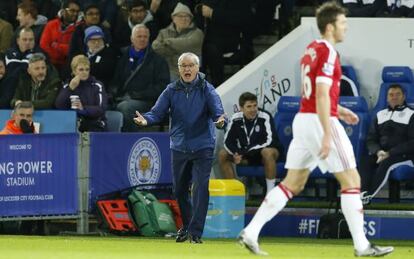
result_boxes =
[202,40,237,87]
[172,148,213,238]
[360,154,414,198]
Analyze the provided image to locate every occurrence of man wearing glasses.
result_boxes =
[113,0,158,49]
[134,52,226,244]
[40,0,80,74]
[68,3,112,62]
[152,3,204,81]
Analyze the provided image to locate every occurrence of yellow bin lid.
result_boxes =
[209,179,245,196]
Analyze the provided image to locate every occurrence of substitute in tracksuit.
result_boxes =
[219,92,283,194]
[133,52,225,244]
[360,84,414,203]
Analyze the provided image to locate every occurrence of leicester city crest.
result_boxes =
[128,137,161,186]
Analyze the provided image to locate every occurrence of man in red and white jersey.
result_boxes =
[238,1,394,257]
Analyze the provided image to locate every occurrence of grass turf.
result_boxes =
[0,235,412,259]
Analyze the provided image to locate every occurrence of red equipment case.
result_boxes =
[96,199,137,233]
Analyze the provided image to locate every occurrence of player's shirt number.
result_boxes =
[301,64,312,99]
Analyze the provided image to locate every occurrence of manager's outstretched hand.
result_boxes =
[133,111,147,126]
[214,114,226,128]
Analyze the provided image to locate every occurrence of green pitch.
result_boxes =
[0,235,412,258]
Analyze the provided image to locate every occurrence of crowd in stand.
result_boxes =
[1,0,414,133]
[0,0,288,133]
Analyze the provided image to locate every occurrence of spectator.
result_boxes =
[11,52,60,109]
[254,0,296,37]
[199,0,254,87]
[0,17,13,53]
[40,0,80,73]
[360,84,414,204]
[0,53,17,108]
[113,0,158,49]
[341,0,388,17]
[133,52,226,244]
[152,2,204,81]
[13,0,47,47]
[219,92,283,194]
[5,27,45,75]
[148,0,192,29]
[111,24,169,132]
[387,0,414,17]
[0,101,36,134]
[31,0,61,21]
[68,3,112,62]
[0,1,18,26]
[83,25,118,100]
[56,54,107,132]
[81,0,118,30]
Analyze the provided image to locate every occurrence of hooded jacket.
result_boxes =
[142,73,224,152]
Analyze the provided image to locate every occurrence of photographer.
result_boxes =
[0,101,35,134]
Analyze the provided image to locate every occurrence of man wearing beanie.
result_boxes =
[83,25,118,98]
[68,3,111,63]
[152,3,203,81]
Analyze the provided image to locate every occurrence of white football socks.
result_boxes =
[341,189,370,252]
[244,184,292,241]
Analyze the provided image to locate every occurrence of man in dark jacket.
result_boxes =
[83,25,118,96]
[360,84,414,204]
[134,52,226,244]
[199,0,253,87]
[113,0,159,49]
[0,53,17,108]
[5,27,45,75]
[112,24,169,132]
[68,3,112,62]
[219,92,283,194]
[11,52,60,109]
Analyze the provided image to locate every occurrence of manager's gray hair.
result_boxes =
[177,52,200,66]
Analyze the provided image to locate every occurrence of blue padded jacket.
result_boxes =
[143,73,225,152]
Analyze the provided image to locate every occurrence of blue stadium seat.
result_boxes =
[372,66,414,115]
[369,66,414,202]
[0,109,77,133]
[274,96,301,152]
[341,65,360,96]
[338,96,369,163]
[105,110,123,132]
[389,165,414,203]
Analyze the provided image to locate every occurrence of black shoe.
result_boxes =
[189,235,203,244]
[175,228,188,243]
